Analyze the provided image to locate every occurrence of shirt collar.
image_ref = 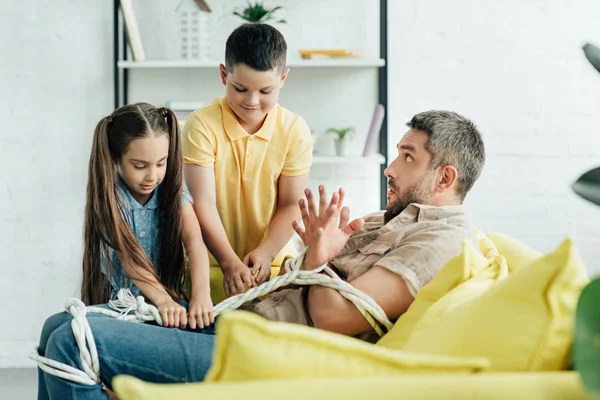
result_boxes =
[117,177,160,210]
[219,96,277,142]
[386,203,465,226]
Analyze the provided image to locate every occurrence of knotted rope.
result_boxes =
[30,248,392,385]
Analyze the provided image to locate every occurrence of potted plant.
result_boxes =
[233,1,286,24]
[326,126,355,157]
[571,41,600,397]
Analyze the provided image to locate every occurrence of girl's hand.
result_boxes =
[155,297,188,329]
[243,248,274,285]
[188,292,215,330]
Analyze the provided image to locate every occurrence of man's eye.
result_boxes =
[405,154,414,162]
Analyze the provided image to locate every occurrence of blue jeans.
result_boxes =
[37,303,216,400]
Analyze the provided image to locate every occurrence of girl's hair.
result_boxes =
[81,103,185,305]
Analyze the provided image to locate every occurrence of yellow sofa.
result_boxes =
[114,232,594,400]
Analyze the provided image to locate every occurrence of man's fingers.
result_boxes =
[305,189,318,220]
[343,217,365,236]
[318,185,328,216]
[299,199,310,230]
[338,187,345,211]
[338,206,350,229]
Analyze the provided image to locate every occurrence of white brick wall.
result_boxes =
[388,1,600,277]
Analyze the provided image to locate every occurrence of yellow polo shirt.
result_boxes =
[182,97,313,301]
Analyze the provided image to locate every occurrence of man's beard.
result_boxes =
[384,172,434,224]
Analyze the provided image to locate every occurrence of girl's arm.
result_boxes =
[184,164,255,297]
[117,251,187,328]
[245,173,309,284]
[181,202,214,329]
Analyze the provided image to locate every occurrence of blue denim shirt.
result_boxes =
[101,178,192,299]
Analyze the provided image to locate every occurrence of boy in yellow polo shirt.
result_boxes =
[182,23,313,303]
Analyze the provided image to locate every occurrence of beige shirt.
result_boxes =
[246,203,477,335]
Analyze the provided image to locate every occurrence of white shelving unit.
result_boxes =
[118,58,386,69]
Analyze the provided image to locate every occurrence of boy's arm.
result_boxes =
[248,173,308,283]
[184,164,255,296]
[180,202,214,329]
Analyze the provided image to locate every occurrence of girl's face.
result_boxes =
[118,134,169,205]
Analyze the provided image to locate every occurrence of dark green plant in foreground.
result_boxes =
[233,1,286,24]
[572,41,600,397]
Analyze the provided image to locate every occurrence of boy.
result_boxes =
[182,23,313,304]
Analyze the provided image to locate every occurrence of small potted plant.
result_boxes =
[233,1,286,24]
[326,126,355,157]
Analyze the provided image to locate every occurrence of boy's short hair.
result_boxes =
[225,23,287,73]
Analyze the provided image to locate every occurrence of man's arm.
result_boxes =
[306,266,414,336]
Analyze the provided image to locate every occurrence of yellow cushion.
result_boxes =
[401,237,589,371]
[486,231,543,272]
[204,311,489,382]
[113,372,593,400]
[377,239,491,349]
[377,230,507,349]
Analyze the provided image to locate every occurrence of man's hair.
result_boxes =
[225,23,287,73]
[407,111,485,202]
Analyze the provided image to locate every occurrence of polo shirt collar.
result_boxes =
[219,96,277,142]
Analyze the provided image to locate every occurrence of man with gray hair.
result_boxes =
[38,110,485,398]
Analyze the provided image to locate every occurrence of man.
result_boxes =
[37,110,485,399]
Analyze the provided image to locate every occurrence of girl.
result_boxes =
[81,103,213,330]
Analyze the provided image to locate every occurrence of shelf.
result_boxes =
[312,153,386,165]
[117,58,386,69]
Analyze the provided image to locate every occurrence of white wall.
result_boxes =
[388,1,600,277]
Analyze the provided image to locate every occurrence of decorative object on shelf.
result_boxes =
[326,126,355,157]
[119,0,146,61]
[298,49,361,60]
[232,1,286,24]
[571,41,600,398]
[175,0,212,60]
[363,104,385,156]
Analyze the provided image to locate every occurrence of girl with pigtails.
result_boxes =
[81,103,213,330]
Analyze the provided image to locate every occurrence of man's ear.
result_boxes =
[219,64,227,86]
[436,165,458,192]
[280,67,290,87]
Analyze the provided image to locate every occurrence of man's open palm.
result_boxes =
[292,186,364,270]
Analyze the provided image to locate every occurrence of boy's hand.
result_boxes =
[222,261,255,297]
[155,297,188,329]
[188,292,214,330]
[243,249,274,285]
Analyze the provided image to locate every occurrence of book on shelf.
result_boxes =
[298,49,361,60]
[119,0,146,61]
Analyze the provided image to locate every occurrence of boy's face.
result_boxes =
[220,63,289,129]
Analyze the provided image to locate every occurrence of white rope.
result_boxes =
[30,249,392,386]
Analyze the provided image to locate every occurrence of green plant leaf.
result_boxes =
[572,166,600,206]
[583,43,600,74]
[573,278,600,396]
